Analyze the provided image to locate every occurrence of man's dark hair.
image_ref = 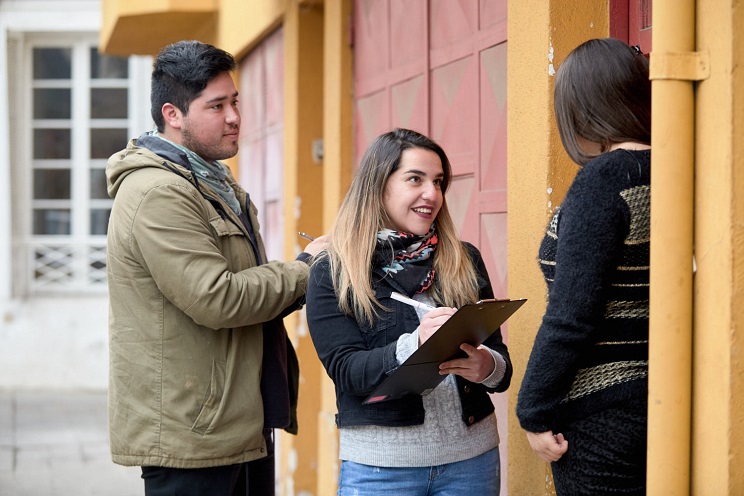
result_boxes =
[150,40,237,132]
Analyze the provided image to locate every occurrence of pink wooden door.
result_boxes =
[239,28,285,260]
[354,0,509,490]
[354,0,508,295]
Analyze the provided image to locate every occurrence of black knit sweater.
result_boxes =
[516,149,651,433]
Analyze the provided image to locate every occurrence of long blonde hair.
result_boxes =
[323,128,478,325]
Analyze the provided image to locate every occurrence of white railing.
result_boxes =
[26,239,107,293]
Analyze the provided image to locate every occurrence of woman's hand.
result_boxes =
[438,344,495,382]
[417,307,457,345]
[525,430,568,462]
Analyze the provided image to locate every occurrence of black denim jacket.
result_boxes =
[306,242,512,428]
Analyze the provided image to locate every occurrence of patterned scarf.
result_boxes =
[374,226,438,295]
[148,130,242,215]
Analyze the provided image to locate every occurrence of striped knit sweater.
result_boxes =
[517,149,650,433]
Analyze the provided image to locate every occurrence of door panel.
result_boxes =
[391,75,428,132]
[430,55,478,176]
[629,0,653,52]
[611,0,653,53]
[238,28,284,261]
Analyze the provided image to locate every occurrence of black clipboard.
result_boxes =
[363,298,526,404]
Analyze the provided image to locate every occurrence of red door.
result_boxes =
[611,0,653,53]
[354,1,509,491]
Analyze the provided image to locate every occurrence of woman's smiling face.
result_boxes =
[382,147,444,235]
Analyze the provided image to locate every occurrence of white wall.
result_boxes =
[0,0,151,390]
[0,297,109,389]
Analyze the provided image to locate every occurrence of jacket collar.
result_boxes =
[136,133,193,171]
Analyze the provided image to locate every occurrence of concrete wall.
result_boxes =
[0,0,151,391]
[0,1,108,390]
[1,298,109,389]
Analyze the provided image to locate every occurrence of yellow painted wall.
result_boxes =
[317,1,353,493]
[217,0,286,59]
[100,0,217,55]
[691,0,744,493]
[281,3,325,495]
[729,4,744,492]
[506,0,608,493]
[505,4,558,492]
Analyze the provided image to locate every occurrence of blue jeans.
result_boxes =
[337,447,500,496]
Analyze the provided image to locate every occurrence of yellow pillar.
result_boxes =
[281,2,324,495]
[317,0,353,493]
[506,0,608,493]
[647,0,695,494]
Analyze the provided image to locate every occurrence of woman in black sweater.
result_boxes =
[516,38,651,495]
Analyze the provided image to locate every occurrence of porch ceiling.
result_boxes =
[100,0,218,56]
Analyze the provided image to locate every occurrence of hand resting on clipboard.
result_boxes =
[363,297,526,404]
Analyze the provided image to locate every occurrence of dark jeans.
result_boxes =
[142,429,275,496]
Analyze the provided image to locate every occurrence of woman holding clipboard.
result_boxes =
[306,128,512,495]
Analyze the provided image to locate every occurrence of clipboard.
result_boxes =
[363,298,526,404]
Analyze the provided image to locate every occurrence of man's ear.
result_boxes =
[161,103,183,130]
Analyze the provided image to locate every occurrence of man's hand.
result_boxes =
[438,344,495,382]
[525,430,568,462]
[302,235,330,257]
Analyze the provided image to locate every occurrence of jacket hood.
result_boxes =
[107,133,194,199]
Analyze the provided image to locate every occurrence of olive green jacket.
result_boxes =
[106,137,308,468]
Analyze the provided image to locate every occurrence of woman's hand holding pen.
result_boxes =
[417,307,457,345]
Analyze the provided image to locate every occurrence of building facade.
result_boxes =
[0,0,730,494]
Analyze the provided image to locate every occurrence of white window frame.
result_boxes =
[10,32,151,296]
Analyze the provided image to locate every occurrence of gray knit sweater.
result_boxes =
[340,296,507,467]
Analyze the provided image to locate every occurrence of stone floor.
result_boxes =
[0,389,143,496]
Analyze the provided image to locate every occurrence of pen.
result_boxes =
[390,291,435,311]
[298,232,315,241]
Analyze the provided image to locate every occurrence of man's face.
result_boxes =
[180,71,240,162]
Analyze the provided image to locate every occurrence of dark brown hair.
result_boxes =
[151,40,236,132]
[554,38,651,165]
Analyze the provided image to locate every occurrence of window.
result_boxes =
[19,39,143,293]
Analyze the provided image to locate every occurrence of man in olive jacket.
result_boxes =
[106,40,326,496]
